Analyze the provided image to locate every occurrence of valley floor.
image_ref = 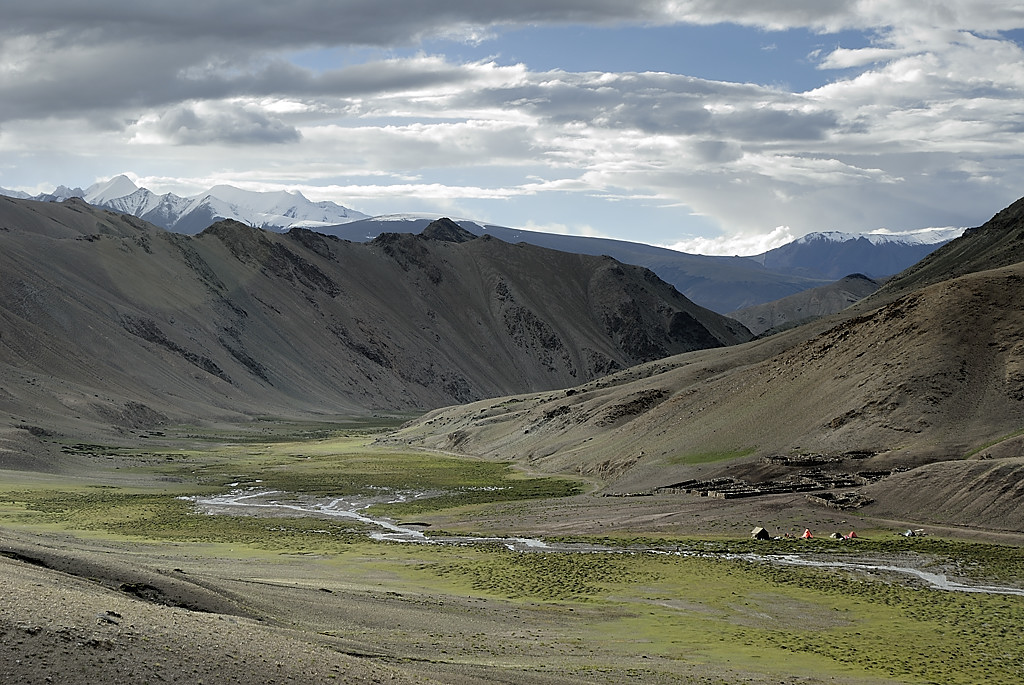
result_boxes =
[1,420,1023,684]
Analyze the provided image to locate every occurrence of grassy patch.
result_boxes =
[5,422,1024,683]
[3,488,368,550]
[745,560,1024,684]
[415,547,1024,683]
[177,438,584,512]
[169,416,415,443]
[0,431,584,544]
[427,549,659,601]
[368,476,581,516]
[542,534,1024,585]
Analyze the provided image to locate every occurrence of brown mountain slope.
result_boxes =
[861,457,1024,532]
[0,199,749,446]
[387,260,1024,495]
[728,273,880,336]
[382,195,1024,532]
[876,194,1024,299]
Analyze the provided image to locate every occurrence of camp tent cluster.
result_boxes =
[750,527,858,540]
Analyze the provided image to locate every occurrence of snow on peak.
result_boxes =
[71,176,368,232]
[85,175,140,204]
[863,226,966,245]
[797,227,965,247]
[367,213,476,223]
[0,186,33,199]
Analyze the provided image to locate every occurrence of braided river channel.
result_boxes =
[191,487,1024,597]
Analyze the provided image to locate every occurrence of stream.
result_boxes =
[191,488,1024,596]
[754,553,1024,596]
[192,488,611,552]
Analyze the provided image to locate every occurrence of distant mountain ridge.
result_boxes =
[0,179,958,312]
[794,227,965,247]
[1,176,368,233]
[748,228,963,281]
[875,195,1024,299]
[729,273,881,336]
[325,215,956,313]
[323,216,836,312]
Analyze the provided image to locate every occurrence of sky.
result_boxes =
[2,2,1024,255]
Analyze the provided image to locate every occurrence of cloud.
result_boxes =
[9,2,1022,48]
[133,102,301,145]
[274,181,537,202]
[521,220,609,238]
[3,1,1024,247]
[664,225,798,256]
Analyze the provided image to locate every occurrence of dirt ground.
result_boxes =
[417,488,1024,546]
[1,525,587,685]
[0,534,416,684]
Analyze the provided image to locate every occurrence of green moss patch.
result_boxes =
[427,550,659,601]
[418,548,1024,683]
[183,440,583,513]
[4,489,366,550]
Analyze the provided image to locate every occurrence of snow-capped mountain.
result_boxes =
[0,179,961,310]
[749,227,965,281]
[23,185,85,203]
[8,175,368,234]
[794,227,965,247]
[86,175,141,204]
[86,176,368,233]
[0,186,33,199]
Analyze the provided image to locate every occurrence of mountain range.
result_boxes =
[728,273,881,336]
[1,175,367,234]
[322,215,961,313]
[748,227,964,281]
[384,195,1024,531]
[0,178,959,313]
[0,197,748,468]
[0,185,1022,531]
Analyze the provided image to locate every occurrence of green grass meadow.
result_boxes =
[2,426,1023,683]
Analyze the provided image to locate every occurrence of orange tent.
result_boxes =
[845,531,858,539]
[801,529,813,539]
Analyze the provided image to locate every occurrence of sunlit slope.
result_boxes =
[390,262,1024,481]
[387,195,1024,519]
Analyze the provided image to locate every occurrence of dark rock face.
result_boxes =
[421,218,476,243]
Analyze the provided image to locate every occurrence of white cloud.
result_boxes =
[521,220,610,238]
[3,2,1024,247]
[818,46,907,69]
[664,226,798,256]
[283,182,535,201]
